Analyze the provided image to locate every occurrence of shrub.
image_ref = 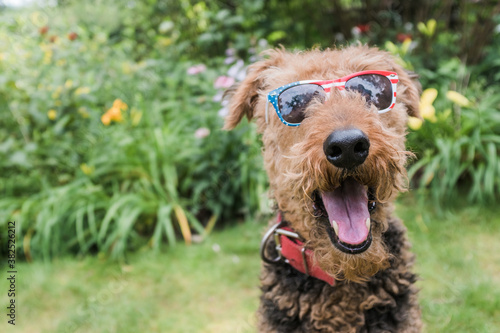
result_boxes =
[0,7,268,259]
[408,85,500,203]
[399,34,500,203]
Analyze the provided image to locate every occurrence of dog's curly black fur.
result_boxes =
[259,217,419,333]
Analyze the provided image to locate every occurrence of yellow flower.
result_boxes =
[446,91,471,107]
[421,105,437,123]
[400,38,412,55]
[47,109,57,120]
[80,163,94,175]
[75,87,91,95]
[419,88,438,122]
[101,113,111,126]
[408,116,423,130]
[107,106,123,122]
[113,99,128,111]
[420,88,437,107]
[101,99,127,125]
[64,79,73,89]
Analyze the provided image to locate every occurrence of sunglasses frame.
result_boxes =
[266,70,399,127]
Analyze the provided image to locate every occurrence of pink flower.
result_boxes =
[227,60,245,79]
[194,127,210,139]
[218,107,228,118]
[187,64,206,75]
[214,76,235,89]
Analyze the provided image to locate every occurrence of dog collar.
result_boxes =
[260,212,335,286]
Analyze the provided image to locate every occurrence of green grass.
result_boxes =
[0,220,263,333]
[400,195,500,332]
[1,196,500,333]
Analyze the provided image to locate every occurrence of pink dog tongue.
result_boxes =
[321,178,370,245]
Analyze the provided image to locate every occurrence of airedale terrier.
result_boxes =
[224,45,422,332]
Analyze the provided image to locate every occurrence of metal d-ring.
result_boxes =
[260,222,284,264]
[260,222,304,265]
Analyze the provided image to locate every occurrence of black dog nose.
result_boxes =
[323,128,370,169]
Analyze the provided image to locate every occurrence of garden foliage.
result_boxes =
[0,0,499,258]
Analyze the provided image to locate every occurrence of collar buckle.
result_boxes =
[260,222,309,276]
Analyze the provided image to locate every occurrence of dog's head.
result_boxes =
[225,45,420,282]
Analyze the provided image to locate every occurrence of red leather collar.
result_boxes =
[260,213,335,286]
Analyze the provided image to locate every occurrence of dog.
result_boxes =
[224,45,422,332]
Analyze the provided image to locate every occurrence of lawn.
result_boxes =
[1,195,500,333]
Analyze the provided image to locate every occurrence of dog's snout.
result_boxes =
[323,128,370,169]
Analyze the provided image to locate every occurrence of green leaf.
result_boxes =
[98,194,138,243]
[158,204,175,247]
[75,208,86,251]
[267,30,286,42]
[427,19,437,36]
[417,22,428,35]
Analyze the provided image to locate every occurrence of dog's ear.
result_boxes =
[223,56,276,130]
[394,67,422,119]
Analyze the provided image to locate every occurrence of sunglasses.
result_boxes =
[265,70,399,126]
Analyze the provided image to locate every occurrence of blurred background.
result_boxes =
[0,0,499,332]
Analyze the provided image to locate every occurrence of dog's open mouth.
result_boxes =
[313,177,376,254]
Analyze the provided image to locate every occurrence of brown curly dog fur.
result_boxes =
[225,45,422,332]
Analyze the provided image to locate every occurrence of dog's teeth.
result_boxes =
[331,220,339,235]
[366,218,371,230]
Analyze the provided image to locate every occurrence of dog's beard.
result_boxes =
[275,132,410,282]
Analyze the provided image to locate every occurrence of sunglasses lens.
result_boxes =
[278,84,326,124]
[345,74,393,110]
